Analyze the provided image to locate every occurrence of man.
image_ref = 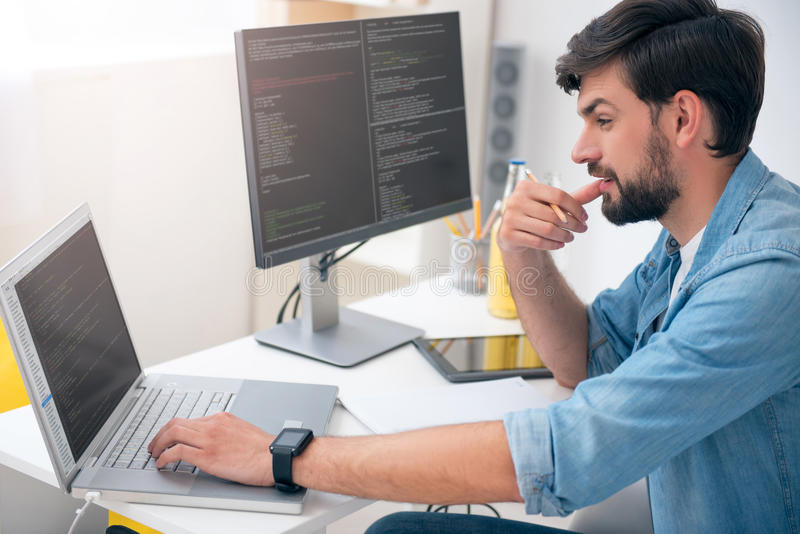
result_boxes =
[149,0,800,532]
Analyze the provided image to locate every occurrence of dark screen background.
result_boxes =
[239,12,470,258]
[15,222,141,461]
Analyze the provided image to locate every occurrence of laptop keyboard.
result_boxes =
[103,388,232,473]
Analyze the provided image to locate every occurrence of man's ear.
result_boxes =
[671,90,704,149]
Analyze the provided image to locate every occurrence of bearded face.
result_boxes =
[590,125,681,226]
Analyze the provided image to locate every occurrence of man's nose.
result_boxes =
[571,127,601,164]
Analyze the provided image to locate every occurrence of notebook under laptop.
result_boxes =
[0,203,338,514]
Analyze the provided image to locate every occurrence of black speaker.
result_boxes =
[481,42,525,221]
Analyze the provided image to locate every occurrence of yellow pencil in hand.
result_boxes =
[526,169,568,223]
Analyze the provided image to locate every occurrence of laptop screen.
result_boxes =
[14,221,141,462]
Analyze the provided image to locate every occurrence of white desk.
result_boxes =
[0,281,572,534]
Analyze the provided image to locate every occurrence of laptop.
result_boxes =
[0,203,338,514]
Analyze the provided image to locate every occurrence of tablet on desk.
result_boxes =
[412,335,553,382]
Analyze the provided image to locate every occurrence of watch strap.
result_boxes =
[272,447,301,492]
[270,427,314,493]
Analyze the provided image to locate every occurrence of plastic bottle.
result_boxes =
[487,160,526,318]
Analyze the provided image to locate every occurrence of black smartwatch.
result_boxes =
[270,428,314,492]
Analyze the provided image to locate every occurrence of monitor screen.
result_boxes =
[13,221,141,462]
[235,12,472,268]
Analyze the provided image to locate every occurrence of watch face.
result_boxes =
[273,428,309,448]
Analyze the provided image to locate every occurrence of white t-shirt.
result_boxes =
[669,226,706,306]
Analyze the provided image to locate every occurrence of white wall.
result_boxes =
[0,3,264,367]
[494,0,800,302]
[728,0,800,177]
[13,57,255,366]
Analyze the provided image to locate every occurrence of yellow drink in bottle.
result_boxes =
[488,159,526,319]
[488,219,518,318]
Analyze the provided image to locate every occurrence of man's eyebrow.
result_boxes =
[579,98,617,117]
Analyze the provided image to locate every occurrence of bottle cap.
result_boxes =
[509,159,526,165]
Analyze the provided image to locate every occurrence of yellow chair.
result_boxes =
[108,511,162,534]
[1,319,161,534]
[0,318,29,414]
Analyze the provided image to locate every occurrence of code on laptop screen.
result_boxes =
[15,221,141,462]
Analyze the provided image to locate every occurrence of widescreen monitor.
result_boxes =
[235,12,472,366]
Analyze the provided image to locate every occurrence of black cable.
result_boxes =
[316,250,337,281]
[277,250,334,324]
[425,502,501,518]
[276,283,300,324]
[290,249,334,320]
[291,283,302,319]
[318,240,368,274]
[276,241,368,323]
[482,504,501,518]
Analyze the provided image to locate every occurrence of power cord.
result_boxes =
[66,491,101,534]
[276,241,369,324]
[425,503,501,518]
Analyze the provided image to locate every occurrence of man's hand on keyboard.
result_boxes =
[148,412,275,487]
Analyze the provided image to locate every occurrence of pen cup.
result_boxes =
[449,234,490,295]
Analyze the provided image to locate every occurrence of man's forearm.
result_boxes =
[294,421,523,505]
[504,248,588,387]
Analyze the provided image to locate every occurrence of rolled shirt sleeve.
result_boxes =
[504,246,800,516]
[503,408,560,515]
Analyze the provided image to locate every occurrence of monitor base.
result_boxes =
[254,308,423,367]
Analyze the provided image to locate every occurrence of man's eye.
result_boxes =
[597,118,611,126]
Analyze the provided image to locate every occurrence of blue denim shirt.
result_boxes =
[504,150,800,533]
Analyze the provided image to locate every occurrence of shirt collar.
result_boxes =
[664,148,769,270]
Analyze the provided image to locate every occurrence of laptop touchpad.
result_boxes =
[228,380,337,436]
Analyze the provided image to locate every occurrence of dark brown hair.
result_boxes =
[556,0,764,158]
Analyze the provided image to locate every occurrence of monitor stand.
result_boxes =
[254,254,424,367]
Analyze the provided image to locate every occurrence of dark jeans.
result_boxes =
[365,512,580,534]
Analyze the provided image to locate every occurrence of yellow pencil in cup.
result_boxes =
[443,216,461,236]
[456,212,471,236]
[526,168,568,223]
[473,195,482,240]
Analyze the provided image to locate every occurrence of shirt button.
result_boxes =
[635,333,639,340]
